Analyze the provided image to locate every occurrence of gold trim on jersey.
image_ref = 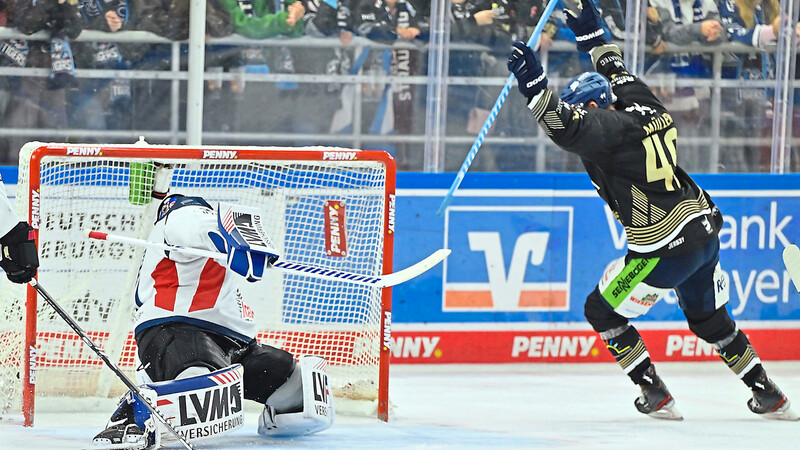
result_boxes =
[631,185,666,227]
[543,111,565,130]
[529,89,552,120]
[624,190,711,248]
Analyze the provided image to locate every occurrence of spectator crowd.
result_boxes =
[0,0,797,172]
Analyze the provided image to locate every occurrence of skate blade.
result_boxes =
[84,443,149,450]
[762,401,800,421]
[647,399,684,421]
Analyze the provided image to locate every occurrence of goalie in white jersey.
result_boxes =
[92,194,334,449]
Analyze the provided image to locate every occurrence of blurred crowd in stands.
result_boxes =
[0,0,798,172]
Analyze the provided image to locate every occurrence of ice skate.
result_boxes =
[634,365,683,421]
[89,393,158,450]
[90,423,155,450]
[748,372,800,421]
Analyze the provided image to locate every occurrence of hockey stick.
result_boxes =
[28,279,195,450]
[783,244,800,292]
[86,230,450,288]
[436,0,559,216]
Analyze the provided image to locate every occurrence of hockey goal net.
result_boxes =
[0,142,395,426]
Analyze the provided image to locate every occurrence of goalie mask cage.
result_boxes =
[0,142,395,426]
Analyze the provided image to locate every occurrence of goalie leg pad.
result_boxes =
[145,364,245,444]
[232,339,296,404]
[259,355,334,437]
[262,359,303,413]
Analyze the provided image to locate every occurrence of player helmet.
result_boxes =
[559,72,616,109]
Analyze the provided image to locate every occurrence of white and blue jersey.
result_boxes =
[133,202,257,344]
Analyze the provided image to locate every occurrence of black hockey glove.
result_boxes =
[0,222,39,284]
[565,0,608,53]
[507,41,547,99]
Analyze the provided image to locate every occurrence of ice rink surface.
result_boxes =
[2,361,800,449]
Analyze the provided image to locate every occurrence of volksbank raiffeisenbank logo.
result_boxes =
[443,206,573,311]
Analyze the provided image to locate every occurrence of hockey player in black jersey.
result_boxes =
[508,0,797,421]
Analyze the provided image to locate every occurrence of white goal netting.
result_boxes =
[0,142,394,425]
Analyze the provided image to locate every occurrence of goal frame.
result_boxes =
[19,143,395,426]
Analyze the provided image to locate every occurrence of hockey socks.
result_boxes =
[713,329,762,383]
[601,325,682,420]
[600,325,651,384]
[714,330,798,420]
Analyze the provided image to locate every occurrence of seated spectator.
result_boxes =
[135,0,233,41]
[215,0,306,129]
[128,0,232,133]
[220,0,306,39]
[303,0,355,44]
[446,0,514,169]
[355,0,422,43]
[71,0,135,133]
[8,0,83,88]
[596,0,666,55]
[650,0,723,172]
[449,0,512,50]
[2,0,82,163]
[718,0,798,172]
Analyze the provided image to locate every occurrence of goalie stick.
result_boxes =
[86,230,450,288]
[782,244,800,292]
[28,279,195,450]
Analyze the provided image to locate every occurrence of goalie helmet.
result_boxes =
[559,71,616,109]
[156,194,212,222]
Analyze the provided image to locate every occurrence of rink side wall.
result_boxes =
[390,172,800,364]
[5,167,800,364]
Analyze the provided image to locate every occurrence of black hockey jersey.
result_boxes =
[527,44,719,258]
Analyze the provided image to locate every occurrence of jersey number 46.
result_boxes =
[644,127,681,191]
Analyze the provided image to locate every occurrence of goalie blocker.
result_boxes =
[210,202,281,283]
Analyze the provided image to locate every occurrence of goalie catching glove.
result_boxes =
[0,221,39,284]
[208,202,280,282]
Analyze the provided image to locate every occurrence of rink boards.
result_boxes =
[4,168,800,364]
[390,172,800,363]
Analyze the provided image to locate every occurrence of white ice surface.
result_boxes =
[2,362,800,449]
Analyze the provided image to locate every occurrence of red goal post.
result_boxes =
[0,142,395,426]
